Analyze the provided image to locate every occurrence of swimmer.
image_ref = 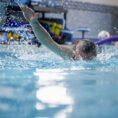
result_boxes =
[19,5,97,60]
[98,30,110,39]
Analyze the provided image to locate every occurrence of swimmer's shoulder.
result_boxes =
[60,44,76,50]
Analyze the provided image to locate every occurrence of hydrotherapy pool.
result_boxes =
[0,45,118,118]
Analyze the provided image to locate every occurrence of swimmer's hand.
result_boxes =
[19,5,38,21]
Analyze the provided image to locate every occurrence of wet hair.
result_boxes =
[76,39,97,59]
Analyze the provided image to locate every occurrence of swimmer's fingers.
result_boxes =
[17,3,39,21]
[20,5,27,12]
[19,5,36,21]
[20,5,34,13]
[18,3,27,12]
[17,2,25,10]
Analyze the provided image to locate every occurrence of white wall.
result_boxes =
[73,0,118,6]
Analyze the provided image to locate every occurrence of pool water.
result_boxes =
[0,45,118,118]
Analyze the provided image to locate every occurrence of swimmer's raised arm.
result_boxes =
[19,5,74,59]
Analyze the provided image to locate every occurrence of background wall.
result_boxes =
[63,0,118,39]
[71,0,118,7]
[67,10,114,38]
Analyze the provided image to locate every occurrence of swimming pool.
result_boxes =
[0,45,118,118]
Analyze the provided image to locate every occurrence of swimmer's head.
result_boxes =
[98,30,110,39]
[74,39,97,60]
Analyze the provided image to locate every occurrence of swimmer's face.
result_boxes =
[74,49,96,60]
[79,50,96,60]
[74,40,97,60]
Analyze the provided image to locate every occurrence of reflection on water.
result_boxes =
[34,69,73,118]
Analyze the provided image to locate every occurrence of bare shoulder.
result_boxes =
[60,44,76,50]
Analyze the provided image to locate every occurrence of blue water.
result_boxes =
[0,45,118,118]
